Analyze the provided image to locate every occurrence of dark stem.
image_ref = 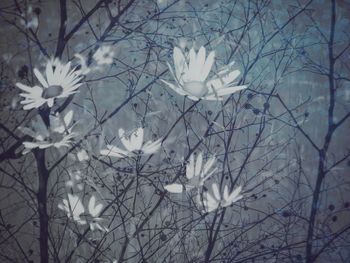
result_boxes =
[305,0,336,261]
[55,0,67,58]
[35,149,50,263]
[305,150,325,262]
[204,210,226,263]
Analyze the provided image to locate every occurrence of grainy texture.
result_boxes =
[0,0,349,262]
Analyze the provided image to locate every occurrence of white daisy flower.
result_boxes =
[19,110,76,154]
[88,196,108,232]
[161,46,248,101]
[100,127,162,158]
[164,152,217,193]
[93,45,114,65]
[200,183,243,213]
[58,194,87,225]
[16,58,83,110]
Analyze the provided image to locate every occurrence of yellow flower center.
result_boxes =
[183,81,208,98]
[42,85,63,99]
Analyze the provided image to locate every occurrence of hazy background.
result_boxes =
[0,0,349,262]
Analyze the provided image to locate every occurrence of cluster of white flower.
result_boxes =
[16,45,116,112]
[65,170,84,190]
[161,46,246,212]
[58,194,108,232]
[15,45,246,155]
[165,152,217,193]
[15,44,247,232]
[164,152,243,213]
[18,110,76,154]
[19,6,39,30]
[59,170,109,232]
[74,45,115,75]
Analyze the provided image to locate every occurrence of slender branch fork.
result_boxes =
[305,1,338,261]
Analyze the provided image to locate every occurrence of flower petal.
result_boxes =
[188,47,197,77]
[142,138,162,155]
[16,82,34,92]
[34,68,49,88]
[164,183,183,193]
[119,128,133,152]
[226,186,243,204]
[201,51,215,81]
[100,145,130,158]
[196,47,206,73]
[130,128,144,151]
[211,85,248,97]
[194,152,203,177]
[211,183,221,201]
[88,196,96,215]
[202,156,216,177]
[160,79,188,97]
[173,47,188,81]
[186,153,195,179]
[221,69,240,84]
[223,185,229,201]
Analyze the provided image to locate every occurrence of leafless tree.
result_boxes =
[0,0,349,262]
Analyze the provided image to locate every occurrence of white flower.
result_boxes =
[58,194,108,231]
[77,149,89,161]
[66,170,83,190]
[16,58,83,110]
[74,53,91,75]
[93,46,114,65]
[100,127,162,158]
[88,196,108,232]
[20,6,38,30]
[201,183,243,213]
[58,194,86,224]
[19,110,76,154]
[161,46,247,101]
[164,152,217,193]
